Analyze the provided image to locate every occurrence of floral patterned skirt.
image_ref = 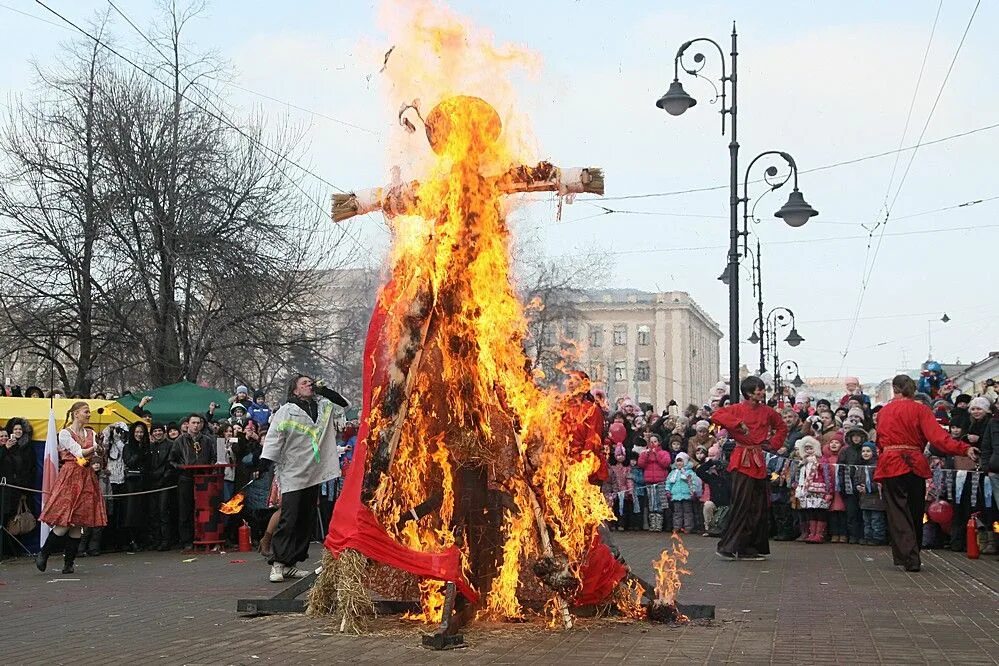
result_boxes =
[40,463,108,528]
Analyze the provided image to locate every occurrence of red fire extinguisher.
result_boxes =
[966,513,980,560]
[238,521,252,553]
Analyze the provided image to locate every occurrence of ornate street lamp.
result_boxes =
[657,23,817,394]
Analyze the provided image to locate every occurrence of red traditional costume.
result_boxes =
[39,428,107,528]
[874,397,969,570]
[711,400,787,558]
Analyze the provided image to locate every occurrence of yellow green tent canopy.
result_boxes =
[0,397,141,442]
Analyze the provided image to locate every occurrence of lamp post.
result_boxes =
[926,313,950,360]
[657,23,818,395]
[750,305,803,388]
[777,360,804,399]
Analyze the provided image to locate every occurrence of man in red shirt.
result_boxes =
[875,375,979,571]
[710,376,788,560]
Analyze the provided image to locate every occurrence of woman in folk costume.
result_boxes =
[258,374,348,583]
[36,402,108,574]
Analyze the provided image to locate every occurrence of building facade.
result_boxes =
[559,289,722,409]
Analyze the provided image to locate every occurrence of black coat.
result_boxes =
[168,431,216,471]
[695,459,732,506]
[981,418,999,474]
[147,436,177,487]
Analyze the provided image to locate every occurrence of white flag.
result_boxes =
[40,407,59,544]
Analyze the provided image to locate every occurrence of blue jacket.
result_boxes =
[248,403,272,426]
[666,464,698,501]
[629,465,645,497]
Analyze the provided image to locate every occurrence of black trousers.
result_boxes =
[845,493,864,541]
[177,475,195,546]
[149,484,176,546]
[717,472,770,556]
[269,484,320,567]
[883,473,925,568]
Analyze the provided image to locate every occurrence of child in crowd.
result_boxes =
[691,445,709,532]
[796,436,832,543]
[695,443,730,537]
[638,434,671,532]
[628,451,646,530]
[768,450,795,540]
[665,452,699,534]
[824,433,848,543]
[608,444,635,531]
[853,442,887,545]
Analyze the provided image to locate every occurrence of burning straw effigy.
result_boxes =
[306,1,698,643]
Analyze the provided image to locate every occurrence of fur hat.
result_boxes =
[795,435,821,459]
[847,407,865,421]
[674,452,690,465]
[845,425,868,442]
[695,420,710,431]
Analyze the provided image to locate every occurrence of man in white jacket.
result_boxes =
[259,374,348,582]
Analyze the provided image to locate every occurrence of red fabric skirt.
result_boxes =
[40,463,108,528]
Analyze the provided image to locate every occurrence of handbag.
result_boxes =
[6,495,37,536]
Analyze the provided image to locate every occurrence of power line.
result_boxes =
[596,120,999,202]
[578,223,999,258]
[34,0,374,255]
[836,0,982,374]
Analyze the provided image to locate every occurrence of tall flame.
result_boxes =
[653,534,690,607]
[361,0,612,623]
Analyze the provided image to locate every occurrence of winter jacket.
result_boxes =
[168,431,217,472]
[783,427,806,453]
[637,447,671,484]
[851,461,885,511]
[665,464,698,501]
[981,417,999,474]
[147,437,177,487]
[629,465,646,497]
[608,462,634,498]
[248,402,272,426]
[2,418,36,488]
[695,459,731,506]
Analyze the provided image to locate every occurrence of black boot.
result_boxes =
[86,527,102,556]
[35,532,64,572]
[62,536,81,574]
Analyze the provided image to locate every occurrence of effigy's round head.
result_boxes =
[425,95,502,155]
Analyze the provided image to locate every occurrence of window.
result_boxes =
[614,361,627,382]
[613,324,627,346]
[636,359,650,381]
[563,320,578,341]
[589,362,604,382]
[589,325,604,348]
[637,324,650,346]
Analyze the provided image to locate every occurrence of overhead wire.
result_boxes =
[34,0,376,258]
[836,0,982,374]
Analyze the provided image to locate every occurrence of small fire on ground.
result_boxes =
[646,533,690,624]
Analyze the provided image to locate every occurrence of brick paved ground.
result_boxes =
[1,533,997,665]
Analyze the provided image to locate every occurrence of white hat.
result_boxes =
[970,396,991,411]
[695,420,710,431]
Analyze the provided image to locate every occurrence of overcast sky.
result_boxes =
[3,0,996,385]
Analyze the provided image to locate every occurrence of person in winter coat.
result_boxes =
[823,434,848,543]
[168,413,217,549]
[696,445,731,537]
[666,452,699,533]
[1,418,36,557]
[839,426,869,544]
[146,423,177,550]
[627,451,646,530]
[638,434,671,531]
[852,443,886,545]
[607,444,635,531]
[248,390,272,426]
[795,436,832,544]
[978,409,999,555]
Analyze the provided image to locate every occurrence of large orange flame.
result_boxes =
[653,533,690,607]
[361,0,612,623]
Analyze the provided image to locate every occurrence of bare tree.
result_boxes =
[0,4,357,395]
[0,25,122,396]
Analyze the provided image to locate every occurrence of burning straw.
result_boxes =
[646,533,690,624]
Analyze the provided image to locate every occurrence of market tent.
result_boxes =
[117,380,230,423]
[0,397,140,442]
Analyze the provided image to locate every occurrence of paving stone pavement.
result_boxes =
[1,533,997,665]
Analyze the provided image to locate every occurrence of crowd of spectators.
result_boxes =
[0,384,355,558]
[590,374,998,556]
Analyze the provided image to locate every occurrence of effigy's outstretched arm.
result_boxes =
[330,162,604,222]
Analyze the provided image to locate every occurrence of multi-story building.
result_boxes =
[554,289,722,409]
